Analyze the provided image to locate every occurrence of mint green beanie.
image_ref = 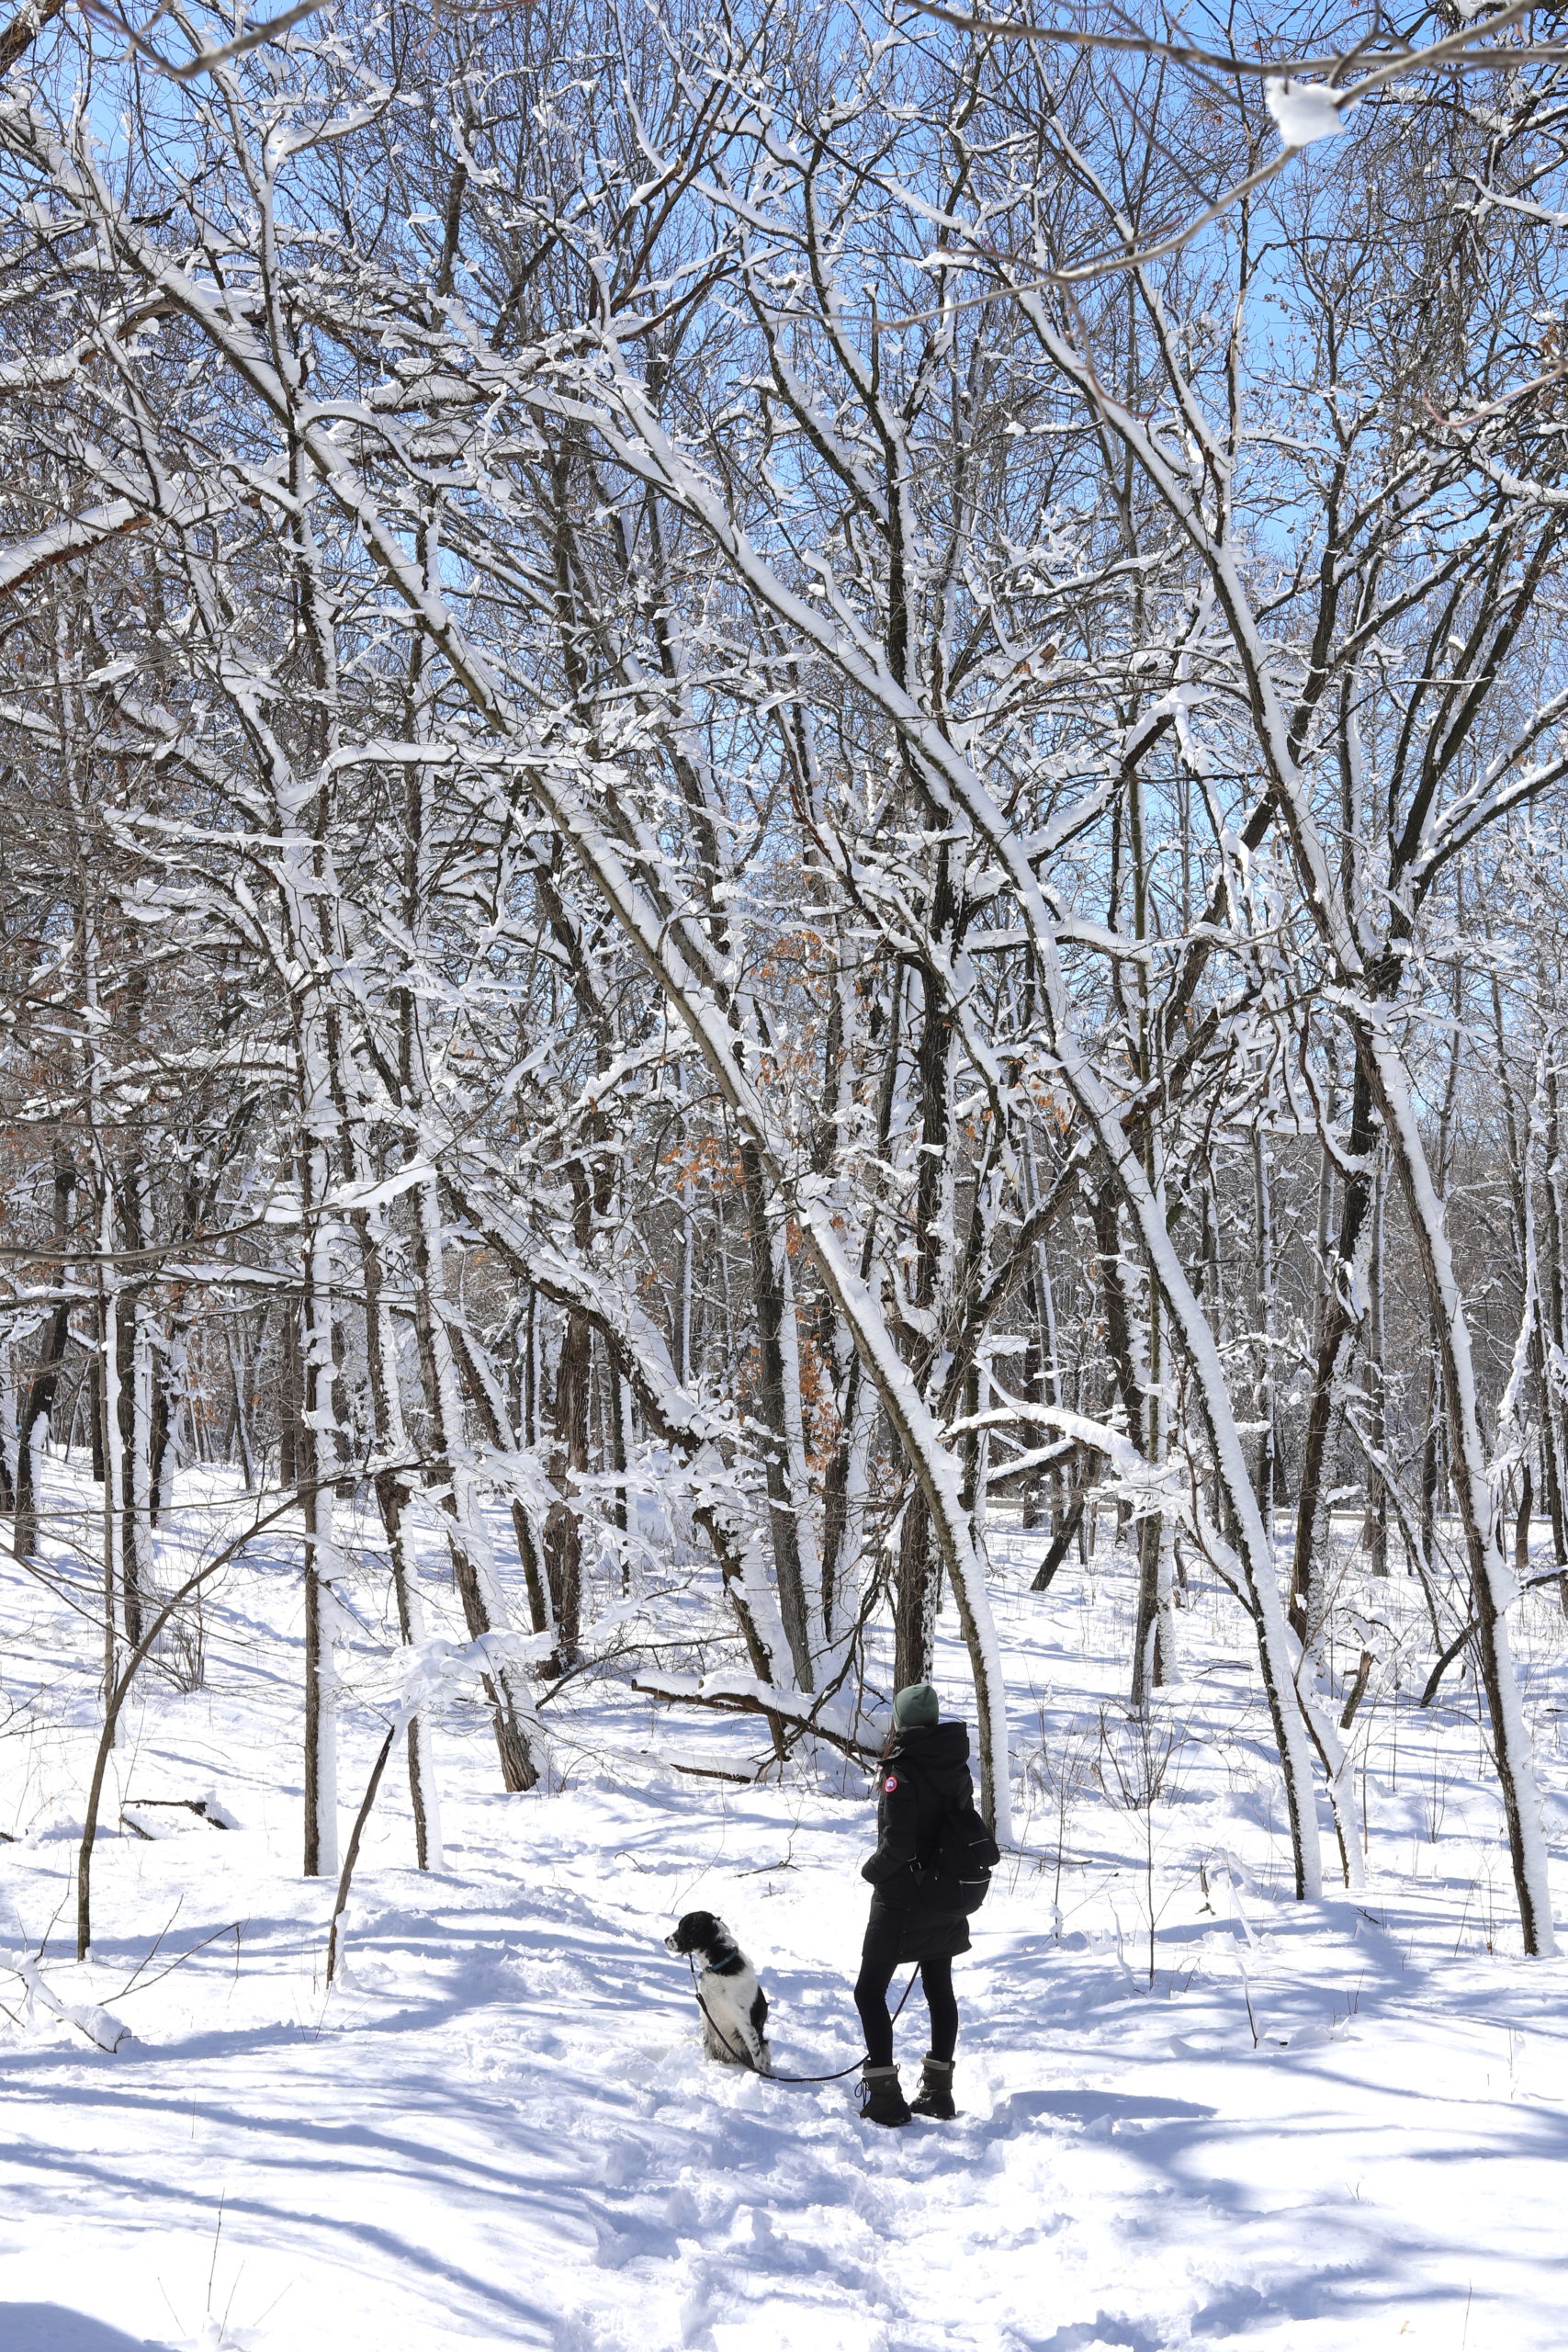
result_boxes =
[892,1682,940,1729]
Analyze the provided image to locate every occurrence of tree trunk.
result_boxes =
[1359,1029,1557,1956]
[302,1539,338,1879]
[738,1141,814,1687]
[412,1181,537,1792]
[545,1306,591,1670]
[1291,1067,1379,1641]
[894,1488,938,1690]
[360,1219,443,1870]
[14,1299,72,1562]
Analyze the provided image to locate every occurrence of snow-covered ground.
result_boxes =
[5,1467,1568,2352]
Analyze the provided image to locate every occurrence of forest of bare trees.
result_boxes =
[6,0,1568,1968]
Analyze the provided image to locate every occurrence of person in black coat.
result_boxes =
[854,1681,971,2126]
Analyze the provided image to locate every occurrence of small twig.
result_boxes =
[897,0,1552,80]
[206,2192,226,2319]
[73,0,324,78]
[114,1896,185,1996]
[115,1918,244,2002]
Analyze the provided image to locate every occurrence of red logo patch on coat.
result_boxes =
[884,1774,898,1792]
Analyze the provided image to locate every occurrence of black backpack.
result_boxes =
[927,1802,1000,1914]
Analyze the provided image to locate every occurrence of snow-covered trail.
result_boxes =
[5,1493,1568,2350]
[4,1787,1567,2352]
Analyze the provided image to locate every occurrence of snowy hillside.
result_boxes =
[4,1468,1567,2352]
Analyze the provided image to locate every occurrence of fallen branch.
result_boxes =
[0,1954,130,2052]
[634,1672,880,1761]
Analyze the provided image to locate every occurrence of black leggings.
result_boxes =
[854,1910,959,2069]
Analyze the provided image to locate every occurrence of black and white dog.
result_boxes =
[665,1911,772,2072]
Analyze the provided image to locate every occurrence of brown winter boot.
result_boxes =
[858,2064,912,2127]
[908,2056,956,2120]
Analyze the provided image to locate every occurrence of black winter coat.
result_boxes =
[860,1720,975,1964]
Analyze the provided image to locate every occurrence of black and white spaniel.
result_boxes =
[665,1911,772,2071]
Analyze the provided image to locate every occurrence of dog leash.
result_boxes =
[684,1953,921,2085]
